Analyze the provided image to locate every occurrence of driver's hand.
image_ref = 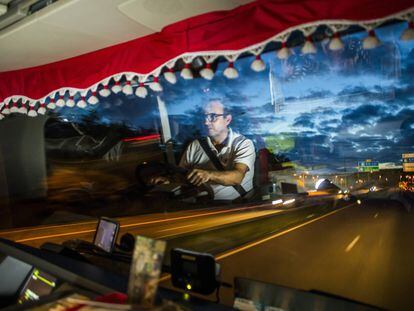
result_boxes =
[149,176,170,185]
[187,169,211,187]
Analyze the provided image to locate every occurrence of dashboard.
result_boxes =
[0,236,379,310]
[0,238,232,310]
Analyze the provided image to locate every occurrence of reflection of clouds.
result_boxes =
[158,22,414,168]
[279,53,330,83]
[277,96,414,164]
[323,119,341,126]
[347,125,364,135]
[163,63,270,115]
[293,113,316,129]
[341,104,386,125]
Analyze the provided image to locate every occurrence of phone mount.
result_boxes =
[170,248,230,300]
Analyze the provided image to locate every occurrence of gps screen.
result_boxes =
[93,219,118,252]
[18,269,57,304]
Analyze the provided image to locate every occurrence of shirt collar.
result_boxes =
[207,128,233,152]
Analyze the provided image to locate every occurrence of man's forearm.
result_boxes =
[187,164,248,187]
[208,170,244,186]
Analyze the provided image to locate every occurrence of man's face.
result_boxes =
[204,101,232,138]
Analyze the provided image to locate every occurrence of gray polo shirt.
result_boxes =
[179,128,256,200]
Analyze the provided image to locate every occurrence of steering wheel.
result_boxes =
[135,162,214,201]
[175,179,214,202]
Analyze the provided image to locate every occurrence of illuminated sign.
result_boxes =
[358,160,379,172]
[402,153,414,172]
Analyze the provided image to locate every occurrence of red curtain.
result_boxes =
[0,0,413,101]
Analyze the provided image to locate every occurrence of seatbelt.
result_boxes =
[197,137,247,197]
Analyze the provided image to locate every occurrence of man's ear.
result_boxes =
[226,114,232,125]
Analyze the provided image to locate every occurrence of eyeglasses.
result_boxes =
[204,113,225,122]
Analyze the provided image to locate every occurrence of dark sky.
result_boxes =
[55,22,414,171]
[163,22,414,170]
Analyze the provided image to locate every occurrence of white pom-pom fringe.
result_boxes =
[150,77,163,92]
[99,86,111,97]
[112,82,122,94]
[2,106,10,115]
[180,64,193,80]
[122,82,133,95]
[19,106,28,114]
[200,64,214,80]
[10,103,19,113]
[328,33,344,50]
[135,83,148,98]
[164,70,177,84]
[88,93,99,105]
[363,30,381,49]
[150,83,163,92]
[77,98,87,108]
[28,107,37,117]
[251,55,266,72]
[47,100,56,109]
[66,97,75,107]
[301,37,317,54]
[37,105,46,115]
[401,22,414,41]
[223,63,238,79]
[56,97,65,107]
[277,44,291,59]
[0,114,4,120]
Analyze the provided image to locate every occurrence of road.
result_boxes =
[0,194,340,250]
[160,198,413,310]
[0,202,292,248]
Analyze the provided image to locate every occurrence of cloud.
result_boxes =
[340,104,387,127]
[293,113,316,129]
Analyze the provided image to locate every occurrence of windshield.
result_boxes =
[0,21,413,310]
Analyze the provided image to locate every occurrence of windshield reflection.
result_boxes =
[0,20,413,311]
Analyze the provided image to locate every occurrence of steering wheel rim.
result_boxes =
[135,162,215,201]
